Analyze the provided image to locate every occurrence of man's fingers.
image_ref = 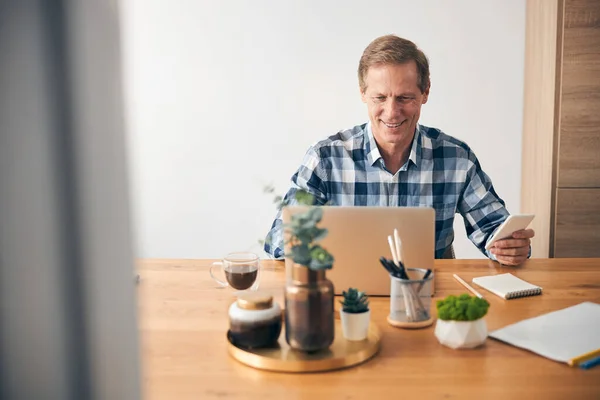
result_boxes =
[496,254,527,266]
[494,238,530,249]
[492,246,529,257]
[512,228,535,239]
[491,228,534,267]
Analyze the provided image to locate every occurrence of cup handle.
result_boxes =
[250,260,261,291]
[209,261,228,287]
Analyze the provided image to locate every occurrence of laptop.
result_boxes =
[282,206,435,296]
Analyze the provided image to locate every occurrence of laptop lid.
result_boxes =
[282,206,435,296]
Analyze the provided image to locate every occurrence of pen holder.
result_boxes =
[388,268,435,329]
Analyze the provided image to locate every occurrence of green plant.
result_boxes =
[340,288,369,314]
[436,294,490,321]
[264,185,334,271]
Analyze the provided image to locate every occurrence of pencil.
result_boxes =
[568,348,600,366]
[394,228,413,280]
[453,274,484,299]
[387,235,399,266]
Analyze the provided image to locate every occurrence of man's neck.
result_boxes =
[378,135,414,175]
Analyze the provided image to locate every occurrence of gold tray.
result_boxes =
[227,317,381,373]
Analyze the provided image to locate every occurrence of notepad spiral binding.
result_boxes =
[505,287,542,299]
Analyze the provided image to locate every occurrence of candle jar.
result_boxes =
[228,293,282,349]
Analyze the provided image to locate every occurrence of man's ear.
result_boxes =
[360,86,367,103]
[422,85,430,104]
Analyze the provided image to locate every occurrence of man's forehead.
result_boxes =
[364,63,419,87]
[364,78,420,95]
[366,61,418,75]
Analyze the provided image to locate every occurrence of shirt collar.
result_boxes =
[364,122,423,169]
[365,122,383,166]
[408,124,422,168]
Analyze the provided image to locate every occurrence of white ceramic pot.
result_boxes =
[434,318,487,349]
[340,310,370,341]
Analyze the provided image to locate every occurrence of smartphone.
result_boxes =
[485,214,535,250]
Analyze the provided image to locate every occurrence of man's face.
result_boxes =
[361,62,429,147]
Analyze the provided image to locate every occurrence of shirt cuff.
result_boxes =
[486,249,498,261]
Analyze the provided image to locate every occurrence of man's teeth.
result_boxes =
[383,121,403,128]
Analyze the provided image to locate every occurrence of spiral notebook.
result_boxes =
[472,273,542,300]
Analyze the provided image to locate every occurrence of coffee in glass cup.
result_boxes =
[210,252,260,291]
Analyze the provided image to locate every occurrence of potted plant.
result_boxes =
[340,288,370,341]
[265,187,335,352]
[434,294,490,349]
[283,190,334,270]
[263,186,334,270]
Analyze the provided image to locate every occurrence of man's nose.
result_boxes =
[384,99,403,117]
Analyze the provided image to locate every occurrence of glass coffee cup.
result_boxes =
[210,252,260,291]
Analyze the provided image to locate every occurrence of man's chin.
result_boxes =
[380,129,410,142]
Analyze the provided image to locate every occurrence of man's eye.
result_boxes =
[374,96,386,102]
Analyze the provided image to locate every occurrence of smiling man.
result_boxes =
[265,35,534,265]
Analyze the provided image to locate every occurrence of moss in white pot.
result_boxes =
[434,294,490,349]
[340,288,370,341]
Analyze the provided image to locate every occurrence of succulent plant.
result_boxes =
[340,288,369,314]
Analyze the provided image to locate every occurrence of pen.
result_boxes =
[417,269,433,293]
[382,258,404,279]
[422,269,432,281]
[453,274,484,299]
[579,355,600,370]
[379,257,397,277]
[386,258,408,280]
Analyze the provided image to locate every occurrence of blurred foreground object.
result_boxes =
[0,1,140,399]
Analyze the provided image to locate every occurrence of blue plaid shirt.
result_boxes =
[265,123,509,259]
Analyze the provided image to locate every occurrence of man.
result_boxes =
[265,35,534,266]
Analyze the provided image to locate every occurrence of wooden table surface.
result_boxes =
[137,258,600,400]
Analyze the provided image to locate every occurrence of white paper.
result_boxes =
[489,302,600,363]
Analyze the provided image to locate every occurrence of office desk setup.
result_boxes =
[138,258,600,399]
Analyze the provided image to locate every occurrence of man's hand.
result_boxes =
[489,229,535,266]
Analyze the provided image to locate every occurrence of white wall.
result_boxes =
[120,0,526,259]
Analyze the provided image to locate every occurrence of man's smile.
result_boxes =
[381,120,406,129]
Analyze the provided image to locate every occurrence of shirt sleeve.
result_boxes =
[263,146,329,258]
[457,149,510,258]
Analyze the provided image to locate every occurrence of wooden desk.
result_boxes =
[138,258,600,399]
